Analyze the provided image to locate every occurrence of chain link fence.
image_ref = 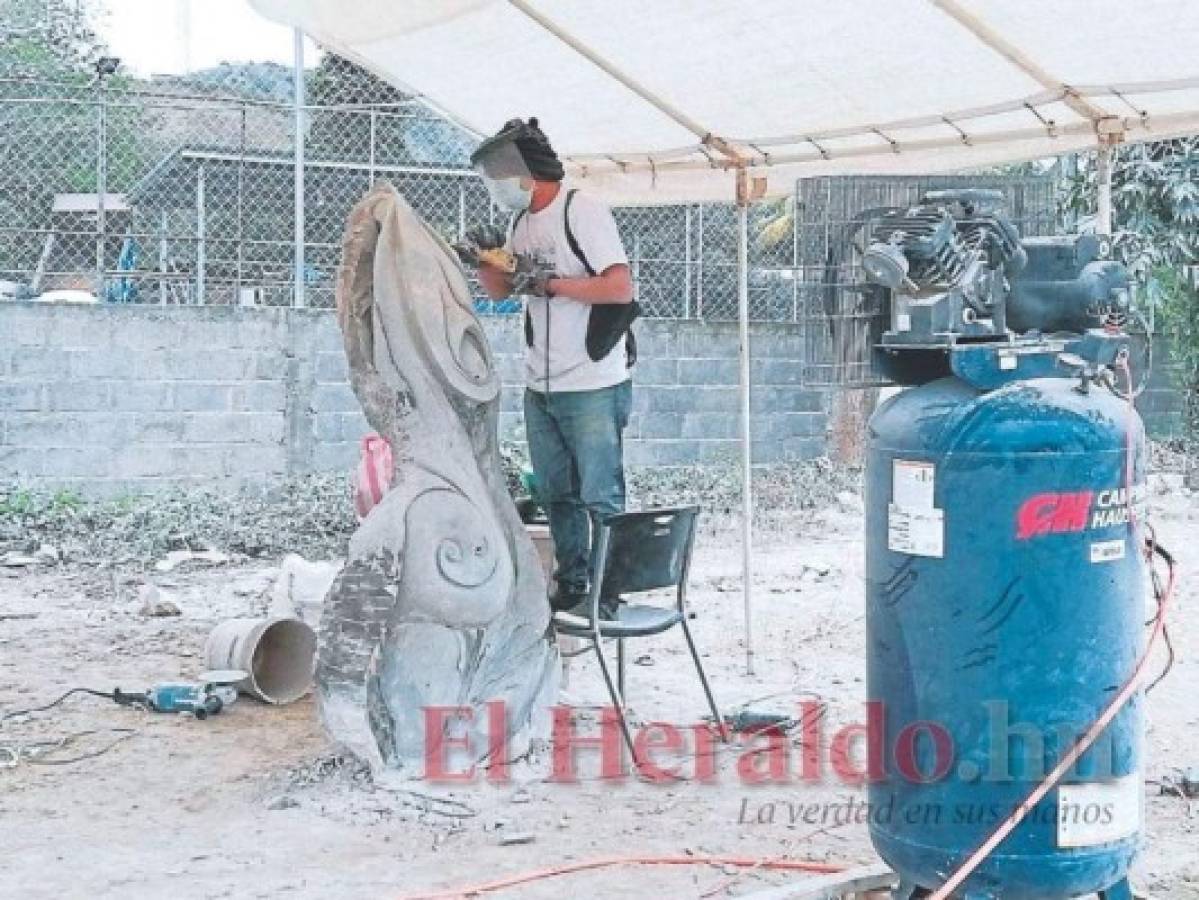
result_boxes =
[0,54,1057,329]
[0,56,488,309]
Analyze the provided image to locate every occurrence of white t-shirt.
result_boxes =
[507,186,631,393]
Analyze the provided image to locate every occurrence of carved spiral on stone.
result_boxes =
[437,533,498,588]
[395,487,512,628]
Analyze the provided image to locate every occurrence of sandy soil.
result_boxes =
[1,484,1196,900]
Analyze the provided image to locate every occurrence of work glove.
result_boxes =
[509,252,556,298]
[452,225,509,269]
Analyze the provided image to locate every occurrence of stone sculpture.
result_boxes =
[319,181,558,775]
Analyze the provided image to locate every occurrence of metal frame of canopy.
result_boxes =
[259,3,1199,205]
[265,0,1199,676]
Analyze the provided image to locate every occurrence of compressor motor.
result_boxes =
[861,189,1133,384]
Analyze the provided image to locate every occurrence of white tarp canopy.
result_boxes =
[252,0,1199,205]
[251,0,1199,675]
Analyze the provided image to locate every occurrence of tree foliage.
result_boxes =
[1063,139,1199,443]
[305,53,473,169]
[1062,139,1199,283]
[0,0,104,82]
[305,54,412,165]
[0,0,148,279]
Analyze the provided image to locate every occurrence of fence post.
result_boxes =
[791,181,800,323]
[95,76,107,300]
[158,210,168,306]
[196,162,206,305]
[632,234,641,300]
[292,27,306,309]
[694,205,705,320]
[368,108,376,186]
[458,181,466,240]
[683,205,692,318]
[236,103,247,300]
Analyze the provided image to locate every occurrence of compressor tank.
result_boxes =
[865,375,1147,899]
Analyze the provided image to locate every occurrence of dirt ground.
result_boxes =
[1,482,1197,900]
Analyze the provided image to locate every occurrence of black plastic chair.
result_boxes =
[554,506,728,761]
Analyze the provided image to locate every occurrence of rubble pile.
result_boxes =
[629,455,861,526]
[0,453,863,568]
[0,475,358,567]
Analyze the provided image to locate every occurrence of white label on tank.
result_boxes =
[896,313,912,332]
[1090,539,1126,563]
[892,460,936,509]
[1057,775,1141,848]
[888,504,944,558]
[998,352,1017,371]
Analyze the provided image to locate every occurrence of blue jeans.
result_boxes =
[524,380,632,593]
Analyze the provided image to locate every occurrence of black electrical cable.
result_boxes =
[1109,347,1176,696]
[20,728,137,766]
[1144,536,1177,694]
[0,687,115,725]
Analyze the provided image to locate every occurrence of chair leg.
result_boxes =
[680,617,729,742]
[591,637,638,766]
[559,634,581,690]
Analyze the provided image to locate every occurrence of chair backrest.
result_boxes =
[596,506,700,596]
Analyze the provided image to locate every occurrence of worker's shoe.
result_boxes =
[549,581,588,613]
[553,595,622,629]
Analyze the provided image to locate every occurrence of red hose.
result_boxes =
[397,854,845,899]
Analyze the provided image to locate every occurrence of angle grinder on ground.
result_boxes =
[111,669,247,720]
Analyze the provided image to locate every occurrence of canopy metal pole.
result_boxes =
[1096,142,1114,236]
[736,169,755,676]
[292,27,306,309]
[560,110,1199,179]
[506,0,746,164]
[931,0,1108,123]
[507,0,714,145]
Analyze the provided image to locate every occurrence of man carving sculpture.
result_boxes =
[460,117,638,627]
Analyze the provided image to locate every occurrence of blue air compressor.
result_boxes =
[859,190,1154,899]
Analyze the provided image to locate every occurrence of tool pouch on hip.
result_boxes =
[519,188,640,366]
[565,189,639,365]
[585,300,640,363]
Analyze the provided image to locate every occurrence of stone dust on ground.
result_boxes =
[1,482,1197,899]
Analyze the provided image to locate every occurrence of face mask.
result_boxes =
[486,176,532,213]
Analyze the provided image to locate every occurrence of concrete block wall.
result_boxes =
[0,303,829,495]
[1,304,298,492]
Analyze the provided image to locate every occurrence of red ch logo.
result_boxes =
[1016,491,1093,540]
